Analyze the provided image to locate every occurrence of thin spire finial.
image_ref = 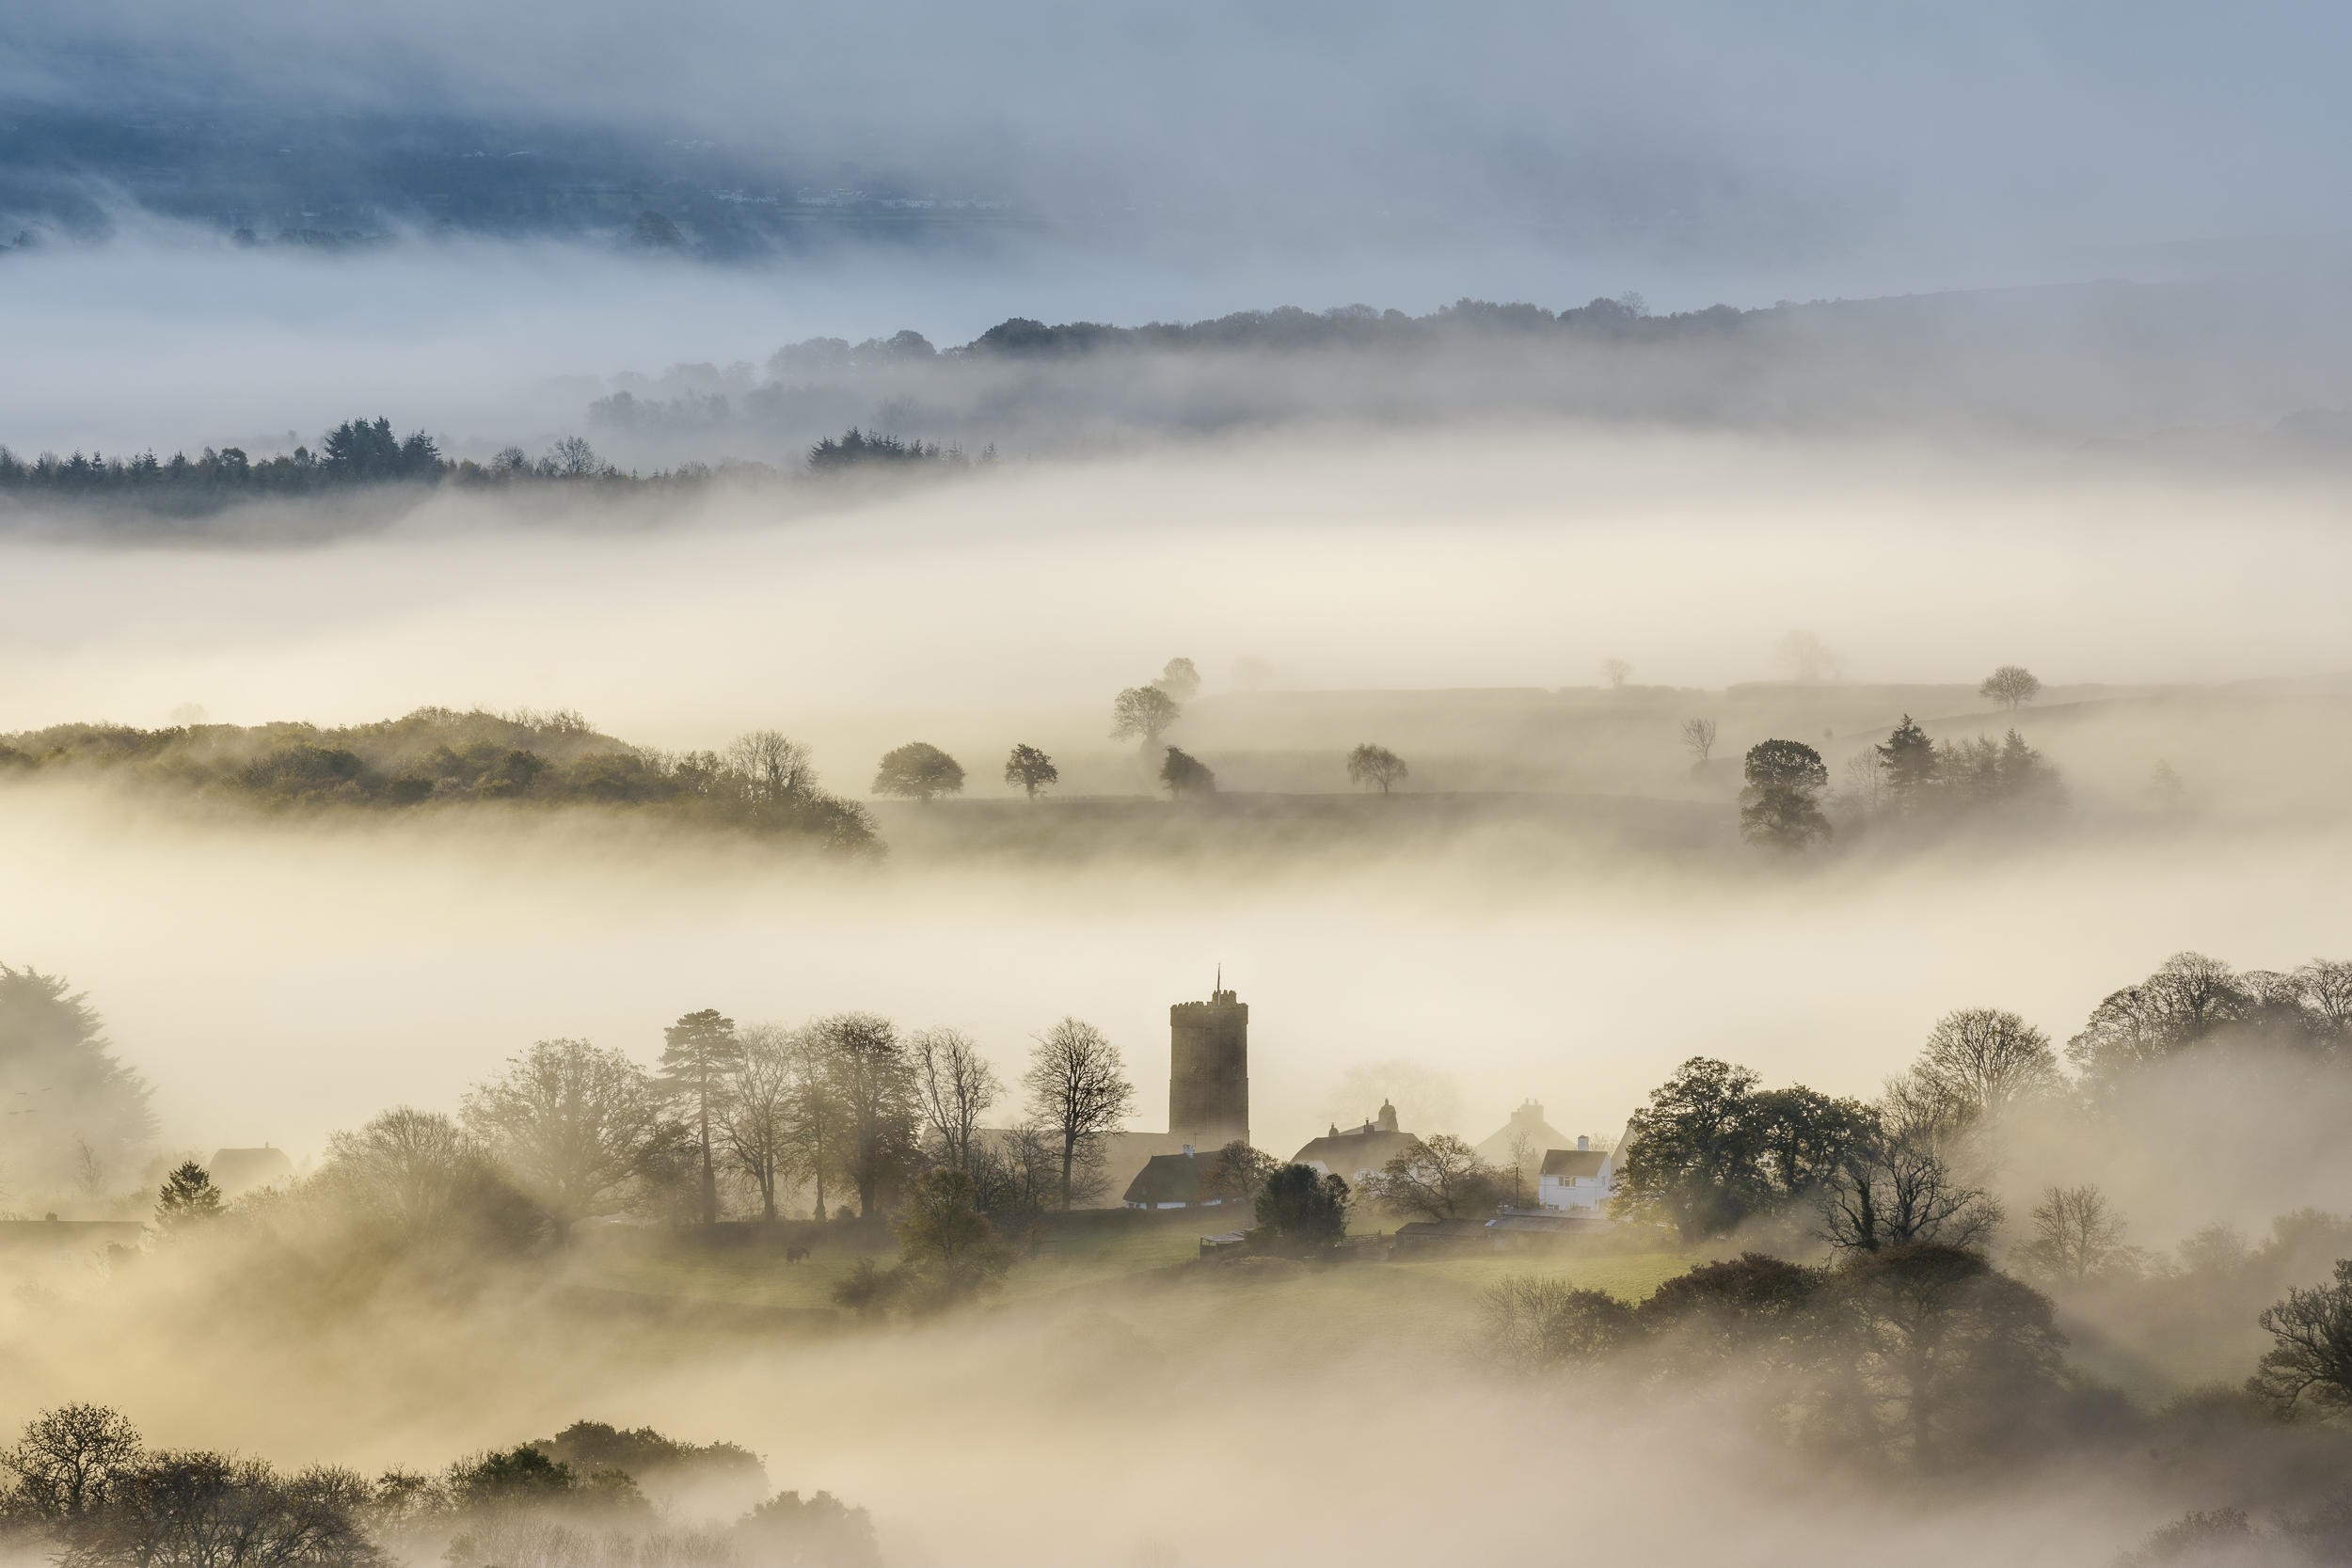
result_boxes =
[1215,962,1221,996]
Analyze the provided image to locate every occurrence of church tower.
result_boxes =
[1168,974,1249,1151]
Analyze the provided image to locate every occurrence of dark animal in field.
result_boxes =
[784,1245,810,1264]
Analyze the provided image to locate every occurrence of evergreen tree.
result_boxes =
[658,1009,742,1226]
[154,1161,223,1229]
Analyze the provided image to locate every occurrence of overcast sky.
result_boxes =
[5,1,2350,300]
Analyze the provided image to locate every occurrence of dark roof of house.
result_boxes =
[1290,1127,1418,1175]
[1540,1148,1608,1180]
[1123,1152,1206,1206]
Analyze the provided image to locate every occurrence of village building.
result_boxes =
[1090,976,1255,1202]
[1536,1134,1616,1212]
[1120,1147,1246,1211]
[1473,1099,1571,1167]
[1289,1100,1416,1183]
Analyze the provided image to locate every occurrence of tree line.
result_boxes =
[0,1405,878,1568]
[0,420,980,515]
[0,709,880,854]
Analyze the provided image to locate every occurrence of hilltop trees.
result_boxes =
[659,1009,742,1227]
[1738,739,1831,851]
[460,1038,659,1241]
[1159,747,1216,799]
[1900,1008,2062,1129]
[871,743,964,803]
[1345,743,1408,794]
[1002,744,1057,800]
[1022,1018,1135,1210]
[1110,686,1181,748]
[1851,721,2064,830]
[1979,665,2042,710]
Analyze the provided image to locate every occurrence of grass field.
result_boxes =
[560,1215,1700,1351]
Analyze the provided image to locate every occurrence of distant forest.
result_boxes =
[0,708,881,854]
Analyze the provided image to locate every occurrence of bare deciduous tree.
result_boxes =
[1979,665,2042,711]
[719,1022,802,1222]
[1364,1133,1502,1223]
[724,731,814,803]
[1345,743,1408,794]
[1600,657,1632,689]
[911,1026,1001,1175]
[1679,717,1718,766]
[1906,1008,2063,1130]
[1817,1115,2003,1256]
[1195,1140,1279,1211]
[2250,1259,2352,1418]
[461,1037,658,1241]
[2012,1183,2135,1286]
[1022,1018,1136,1210]
[2,1403,143,1520]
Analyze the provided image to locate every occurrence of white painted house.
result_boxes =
[1537,1135,1615,1212]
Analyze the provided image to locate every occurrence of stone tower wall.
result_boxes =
[1168,989,1249,1150]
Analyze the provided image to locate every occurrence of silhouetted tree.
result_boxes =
[718,1023,799,1222]
[153,1162,222,1231]
[1876,715,1941,814]
[809,1012,919,1222]
[658,1009,741,1226]
[1345,743,1408,794]
[2066,951,2251,1091]
[1817,1108,2002,1257]
[1196,1140,1279,1210]
[1254,1164,1349,1247]
[910,1026,1000,1175]
[1002,744,1057,800]
[1902,1008,2062,1129]
[1022,1018,1134,1210]
[1979,665,2042,710]
[3,1404,142,1521]
[2012,1184,2137,1286]
[461,1038,658,1242]
[871,743,964,803]
[1738,740,1830,851]
[1159,746,1216,799]
[2249,1259,2352,1418]
[1600,657,1632,689]
[1679,717,1718,767]
[1109,686,1181,747]
[1364,1134,1502,1222]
